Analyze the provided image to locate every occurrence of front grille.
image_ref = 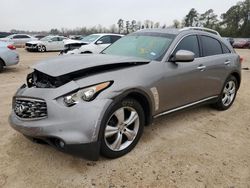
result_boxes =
[25,43,32,47]
[14,97,47,120]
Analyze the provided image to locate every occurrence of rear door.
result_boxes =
[55,37,65,50]
[198,35,233,96]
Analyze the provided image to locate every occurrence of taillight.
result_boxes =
[7,44,16,50]
[240,57,243,63]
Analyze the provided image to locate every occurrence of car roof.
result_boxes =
[91,33,124,36]
[136,28,180,35]
[136,27,221,37]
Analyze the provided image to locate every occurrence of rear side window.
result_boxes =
[201,36,223,56]
[15,35,30,39]
[221,43,231,54]
[174,35,200,58]
[111,35,122,43]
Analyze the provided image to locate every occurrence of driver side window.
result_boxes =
[97,36,111,44]
[173,35,200,58]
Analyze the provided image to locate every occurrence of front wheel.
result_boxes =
[100,98,145,158]
[37,45,46,52]
[212,75,238,110]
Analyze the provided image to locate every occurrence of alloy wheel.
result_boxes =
[104,107,140,151]
[222,80,236,107]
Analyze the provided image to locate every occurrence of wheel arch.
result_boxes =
[113,89,153,126]
[230,71,241,89]
[0,57,6,66]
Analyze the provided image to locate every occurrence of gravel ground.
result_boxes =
[0,49,249,188]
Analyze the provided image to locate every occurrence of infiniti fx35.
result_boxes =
[9,28,241,160]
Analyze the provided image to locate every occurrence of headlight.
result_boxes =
[63,81,112,107]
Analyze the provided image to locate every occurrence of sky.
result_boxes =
[0,0,240,32]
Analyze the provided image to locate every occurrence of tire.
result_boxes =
[100,98,145,158]
[0,60,4,72]
[24,135,47,145]
[81,51,92,54]
[37,45,46,52]
[212,75,238,111]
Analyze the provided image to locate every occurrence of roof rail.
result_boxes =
[180,27,221,36]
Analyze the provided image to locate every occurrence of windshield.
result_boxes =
[103,33,175,61]
[81,34,101,43]
[40,36,54,41]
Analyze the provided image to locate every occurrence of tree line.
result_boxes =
[7,0,250,37]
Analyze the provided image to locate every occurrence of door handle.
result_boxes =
[224,60,231,66]
[197,65,206,71]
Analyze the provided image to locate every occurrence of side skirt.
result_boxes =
[153,96,218,119]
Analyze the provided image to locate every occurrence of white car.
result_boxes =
[62,33,123,55]
[25,36,67,52]
[0,34,37,46]
[0,41,19,72]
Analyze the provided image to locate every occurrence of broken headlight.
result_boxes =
[63,81,112,107]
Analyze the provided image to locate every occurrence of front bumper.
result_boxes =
[25,45,38,51]
[9,83,113,160]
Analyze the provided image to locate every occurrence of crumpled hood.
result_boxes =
[33,54,150,77]
[26,40,42,45]
[64,39,88,45]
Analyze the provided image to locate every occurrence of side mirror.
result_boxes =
[170,50,195,63]
[96,41,103,45]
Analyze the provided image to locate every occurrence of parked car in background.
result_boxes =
[25,35,67,52]
[10,28,241,160]
[233,39,250,48]
[0,32,12,38]
[60,39,88,54]
[0,41,19,72]
[34,34,47,40]
[61,33,123,55]
[0,34,37,46]
[69,35,85,40]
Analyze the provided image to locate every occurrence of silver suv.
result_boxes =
[9,28,241,160]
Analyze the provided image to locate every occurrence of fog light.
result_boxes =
[63,94,78,107]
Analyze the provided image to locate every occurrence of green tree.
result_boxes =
[173,19,181,28]
[117,19,124,34]
[126,21,130,34]
[184,8,199,27]
[199,9,219,29]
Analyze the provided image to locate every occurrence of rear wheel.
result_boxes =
[212,75,238,110]
[100,98,145,158]
[37,45,46,52]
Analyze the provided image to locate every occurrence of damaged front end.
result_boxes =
[27,61,149,89]
[26,70,70,88]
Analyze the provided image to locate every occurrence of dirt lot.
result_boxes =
[0,49,249,188]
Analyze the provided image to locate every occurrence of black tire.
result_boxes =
[81,51,92,54]
[37,45,46,52]
[24,135,47,145]
[100,98,145,158]
[0,59,4,72]
[212,75,238,111]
